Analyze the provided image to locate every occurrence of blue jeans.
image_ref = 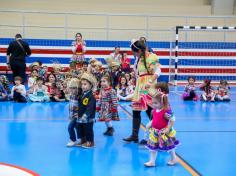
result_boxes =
[68,118,77,142]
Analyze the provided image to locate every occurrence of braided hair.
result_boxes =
[131,40,149,74]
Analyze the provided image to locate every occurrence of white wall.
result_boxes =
[0,0,235,41]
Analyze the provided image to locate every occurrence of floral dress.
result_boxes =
[132,53,160,111]
[146,108,180,151]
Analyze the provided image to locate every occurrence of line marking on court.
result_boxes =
[0,117,131,121]
[119,104,202,176]
[178,130,236,133]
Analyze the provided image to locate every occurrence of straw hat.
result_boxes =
[89,58,97,63]
[80,72,97,91]
[105,56,114,65]
[110,61,120,68]
[68,78,81,88]
[29,62,40,70]
[94,61,102,67]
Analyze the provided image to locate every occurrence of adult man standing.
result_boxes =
[6,34,31,83]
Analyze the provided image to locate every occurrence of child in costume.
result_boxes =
[144,82,179,167]
[66,78,82,147]
[96,74,119,136]
[28,69,38,90]
[71,33,86,63]
[200,79,215,101]
[117,76,134,101]
[182,76,198,101]
[215,80,230,101]
[76,73,97,148]
[28,77,50,102]
[49,81,66,102]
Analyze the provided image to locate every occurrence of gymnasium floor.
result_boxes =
[0,87,235,176]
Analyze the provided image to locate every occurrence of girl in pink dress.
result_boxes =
[144,82,179,167]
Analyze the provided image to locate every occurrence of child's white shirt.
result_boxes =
[11,84,26,97]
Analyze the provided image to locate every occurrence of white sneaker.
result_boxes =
[167,158,178,166]
[66,140,77,147]
[144,161,155,167]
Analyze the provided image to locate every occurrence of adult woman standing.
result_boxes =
[71,33,86,64]
[123,39,161,143]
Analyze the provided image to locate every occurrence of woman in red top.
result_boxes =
[71,33,86,64]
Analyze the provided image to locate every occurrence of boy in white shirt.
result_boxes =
[11,76,27,102]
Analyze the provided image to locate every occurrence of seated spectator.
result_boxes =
[110,62,122,89]
[0,82,8,101]
[215,80,230,101]
[28,69,38,89]
[200,79,215,102]
[182,76,198,101]
[28,77,50,102]
[117,76,134,101]
[52,64,65,81]
[10,76,27,103]
[45,73,56,91]
[69,62,80,77]
[49,81,66,102]
[29,62,40,72]
[82,61,88,73]
[125,73,131,85]
[38,65,48,82]
[87,58,97,74]
[0,75,11,95]
[62,80,70,101]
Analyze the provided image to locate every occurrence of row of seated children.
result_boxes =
[182,76,231,102]
[0,58,136,103]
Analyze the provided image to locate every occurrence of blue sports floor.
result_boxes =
[0,87,236,176]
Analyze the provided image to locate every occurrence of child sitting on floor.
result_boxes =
[182,76,198,101]
[199,79,215,102]
[11,76,27,103]
[215,80,230,101]
[0,82,8,101]
[28,77,50,102]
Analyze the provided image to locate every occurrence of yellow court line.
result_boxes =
[119,104,201,176]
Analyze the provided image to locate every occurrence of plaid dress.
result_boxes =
[96,87,118,121]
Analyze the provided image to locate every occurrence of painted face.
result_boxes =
[81,80,92,92]
[100,77,109,88]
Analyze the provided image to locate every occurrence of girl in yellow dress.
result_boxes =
[123,39,161,143]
